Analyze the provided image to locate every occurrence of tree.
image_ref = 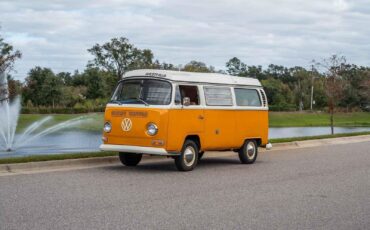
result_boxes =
[83,67,107,99]
[358,68,370,109]
[22,67,63,107]
[247,65,264,79]
[290,67,311,111]
[57,72,73,86]
[60,84,87,108]
[336,64,370,110]
[261,77,295,110]
[7,75,22,101]
[87,37,154,80]
[0,32,22,74]
[128,49,154,70]
[70,70,86,87]
[0,32,21,102]
[226,57,247,76]
[265,64,293,83]
[182,61,213,72]
[316,55,346,134]
[310,73,327,109]
[155,61,179,70]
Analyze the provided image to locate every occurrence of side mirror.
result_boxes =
[183,97,191,106]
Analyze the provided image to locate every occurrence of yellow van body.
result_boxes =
[100,70,269,156]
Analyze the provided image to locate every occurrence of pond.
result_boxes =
[1,126,370,157]
[0,131,102,158]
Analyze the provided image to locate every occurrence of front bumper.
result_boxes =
[99,144,178,156]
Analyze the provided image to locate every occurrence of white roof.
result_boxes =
[123,69,262,87]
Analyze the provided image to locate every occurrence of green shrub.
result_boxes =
[269,104,296,111]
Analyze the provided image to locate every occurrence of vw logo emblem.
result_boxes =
[121,118,132,132]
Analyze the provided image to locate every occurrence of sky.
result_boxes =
[1,0,370,80]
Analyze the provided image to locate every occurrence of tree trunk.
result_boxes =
[329,98,334,135]
[330,111,334,135]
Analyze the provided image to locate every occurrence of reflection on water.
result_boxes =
[1,126,370,157]
[0,131,102,157]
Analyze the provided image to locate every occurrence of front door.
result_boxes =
[167,85,204,152]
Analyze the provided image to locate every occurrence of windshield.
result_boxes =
[111,79,172,105]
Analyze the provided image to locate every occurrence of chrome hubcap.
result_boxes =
[183,146,196,167]
[246,142,256,160]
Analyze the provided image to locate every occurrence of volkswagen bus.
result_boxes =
[100,69,270,171]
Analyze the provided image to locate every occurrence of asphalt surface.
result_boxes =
[1,141,370,230]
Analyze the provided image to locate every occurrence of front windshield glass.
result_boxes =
[111,79,172,105]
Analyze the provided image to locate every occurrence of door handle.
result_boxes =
[198,115,204,120]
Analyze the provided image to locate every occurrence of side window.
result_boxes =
[178,85,200,105]
[234,88,262,107]
[204,87,233,106]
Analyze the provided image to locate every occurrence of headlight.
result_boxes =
[104,122,112,133]
[146,123,158,136]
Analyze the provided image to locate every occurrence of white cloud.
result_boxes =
[0,0,370,80]
[333,0,350,12]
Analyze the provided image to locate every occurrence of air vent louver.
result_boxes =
[260,89,267,107]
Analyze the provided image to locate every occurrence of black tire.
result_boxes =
[119,152,142,166]
[174,140,199,171]
[198,151,204,160]
[238,140,258,164]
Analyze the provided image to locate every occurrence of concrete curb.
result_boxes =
[1,134,370,175]
[0,156,119,174]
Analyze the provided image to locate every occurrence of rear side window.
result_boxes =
[234,88,262,107]
[204,87,233,106]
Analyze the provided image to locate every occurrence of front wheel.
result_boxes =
[119,152,142,166]
[238,140,258,164]
[174,140,199,171]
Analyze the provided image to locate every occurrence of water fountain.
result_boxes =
[0,72,90,154]
[0,72,17,152]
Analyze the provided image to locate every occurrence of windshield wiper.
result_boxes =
[136,97,149,106]
[110,100,122,105]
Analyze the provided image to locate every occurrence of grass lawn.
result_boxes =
[16,111,370,133]
[269,112,370,127]
[16,113,104,133]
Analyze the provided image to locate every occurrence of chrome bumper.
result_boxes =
[99,144,178,156]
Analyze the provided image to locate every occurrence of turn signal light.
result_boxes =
[151,140,164,146]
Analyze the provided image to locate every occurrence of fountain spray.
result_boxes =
[0,72,9,103]
[0,72,91,154]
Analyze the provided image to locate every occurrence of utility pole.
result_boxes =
[310,65,315,111]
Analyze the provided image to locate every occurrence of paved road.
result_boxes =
[1,141,370,230]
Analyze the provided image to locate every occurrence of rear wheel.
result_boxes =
[238,140,258,164]
[174,140,199,171]
[119,152,142,166]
